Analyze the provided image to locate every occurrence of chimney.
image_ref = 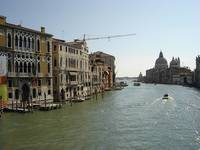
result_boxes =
[0,16,6,24]
[41,26,45,33]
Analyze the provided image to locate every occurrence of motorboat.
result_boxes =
[133,82,141,86]
[72,97,85,103]
[162,94,169,100]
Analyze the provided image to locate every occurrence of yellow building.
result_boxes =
[0,16,53,109]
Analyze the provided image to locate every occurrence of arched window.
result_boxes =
[54,59,57,67]
[7,33,11,48]
[28,62,31,73]
[61,74,63,82]
[8,60,12,72]
[60,57,62,67]
[32,88,36,98]
[15,35,18,47]
[24,37,27,48]
[28,38,31,48]
[15,62,18,73]
[48,63,50,73]
[47,41,50,52]
[20,62,23,72]
[24,62,27,73]
[19,36,22,47]
[32,38,34,49]
[37,39,40,51]
[38,62,40,73]
[32,63,35,74]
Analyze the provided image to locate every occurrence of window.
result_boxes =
[70,75,76,81]
[8,92,12,98]
[38,62,40,73]
[8,80,12,87]
[24,62,27,73]
[66,58,68,67]
[32,89,36,98]
[28,38,31,48]
[15,62,18,72]
[15,35,18,47]
[48,63,50,73]
[7,33,11,48]
[54,59,57,67]
[15,89,19,99]
[47,41,50,52]
[19,36,22,47]
[32,63,35,74]
[24,37,27,48]
[60,45,62,51]
[37,39,40,51]
[54,45,56,51]
[38,80,41,86]
[48,90,51,95]
[8,60,12,72]
[20,62,23,72]
[60,57,62,67]
[28,62,31,73]
[48,79,51,86]
[55,77,57,84]
[32,38,34,49]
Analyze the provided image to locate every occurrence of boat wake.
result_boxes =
[150,96,174,106]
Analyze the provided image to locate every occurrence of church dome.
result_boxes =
[155,51,168,69]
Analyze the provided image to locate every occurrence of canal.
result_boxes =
[1,83,200,150]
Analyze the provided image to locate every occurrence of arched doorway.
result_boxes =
[61,88,65,102]
[21,83,30,111]
[21,83,30,101]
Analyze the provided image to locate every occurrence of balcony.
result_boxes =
[37,73,44,77]
[8,72,35,77]
[70,81,78,85]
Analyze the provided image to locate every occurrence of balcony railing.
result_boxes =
[8,72,35,77]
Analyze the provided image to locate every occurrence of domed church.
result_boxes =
[146,51,192,85]
[155,51,168,70]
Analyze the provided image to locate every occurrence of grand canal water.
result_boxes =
[1,83,200,150]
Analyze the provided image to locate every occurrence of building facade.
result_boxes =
[52,39,90,101]
[89,51,114,91]
[0,16,53,108]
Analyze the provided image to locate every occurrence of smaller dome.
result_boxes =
[170,57,180,68]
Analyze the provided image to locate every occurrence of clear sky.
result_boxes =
[1,0,200,77]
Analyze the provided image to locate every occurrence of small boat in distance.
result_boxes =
[133,82,141,86]
[162,94,169,100]
[120,81,128,87]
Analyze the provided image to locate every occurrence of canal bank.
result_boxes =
[1,83,200,150]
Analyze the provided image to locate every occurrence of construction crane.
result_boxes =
[81,33,136,41]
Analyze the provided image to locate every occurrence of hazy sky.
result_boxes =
[1,0,200,77]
